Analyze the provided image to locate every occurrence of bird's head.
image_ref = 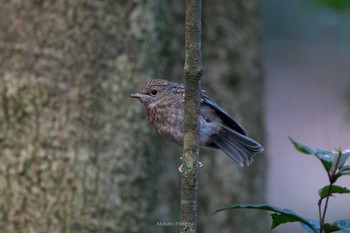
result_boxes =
[130,79,173,109]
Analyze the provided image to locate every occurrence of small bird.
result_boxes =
[130,79,263,166]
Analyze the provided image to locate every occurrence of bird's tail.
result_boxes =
[212,126,264,167]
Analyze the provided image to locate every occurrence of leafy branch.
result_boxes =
[213,138,350,233]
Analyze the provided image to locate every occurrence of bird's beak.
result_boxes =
[130,92,142,99]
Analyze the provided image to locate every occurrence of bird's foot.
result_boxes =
[178,160,203,173]
[178,164,184,173]
[196,161,203,168]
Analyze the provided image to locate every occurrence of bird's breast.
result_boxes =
[147,102,184,145]
[146,99,224,147]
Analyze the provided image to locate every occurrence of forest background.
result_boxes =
[0,0,349,233]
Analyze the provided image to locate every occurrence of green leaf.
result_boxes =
[318,185,350,199]
[272,214,319,233]
[334,219,350,233]
[324,223,340,233]
[339,165,350,176]
[271,213,299,229]
[212,204,319,232]
[314,149,350,173]
[301,222,322,233]
[338,151,350,169]
[336,165,350,178]
[315,149,333,172]
[340,165,350,171]
[290,137,314,154]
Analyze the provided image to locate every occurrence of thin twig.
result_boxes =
[319,151,342,233]
[180,0,203,232]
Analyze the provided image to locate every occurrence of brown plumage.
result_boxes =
[130,79,263,166]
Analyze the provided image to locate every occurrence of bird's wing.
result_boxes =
[201,94,247,136]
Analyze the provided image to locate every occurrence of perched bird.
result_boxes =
[130,79,263,166]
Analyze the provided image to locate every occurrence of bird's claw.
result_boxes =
[178,164,184,173]
[178,161,203,173]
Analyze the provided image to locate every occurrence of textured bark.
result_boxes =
[0,1,177,233]
[180,0,203,232]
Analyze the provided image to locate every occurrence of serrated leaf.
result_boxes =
[334,219,350,233]
[212,204,319,232]
[290,137,314,154]
[324,223,340,233]
[318,185,350,199]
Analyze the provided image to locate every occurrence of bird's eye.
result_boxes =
[150,89,158,96]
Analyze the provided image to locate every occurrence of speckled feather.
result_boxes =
[130,79,263,166]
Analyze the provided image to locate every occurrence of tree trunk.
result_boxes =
[0,1,177,233]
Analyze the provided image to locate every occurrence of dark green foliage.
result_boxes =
[213,204,319,231]
[290,137,314,154]
[213,138,350,233]
[318,185,350,199]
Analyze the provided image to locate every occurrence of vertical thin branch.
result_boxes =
[180,0,203,232]
[319,151,342,233]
